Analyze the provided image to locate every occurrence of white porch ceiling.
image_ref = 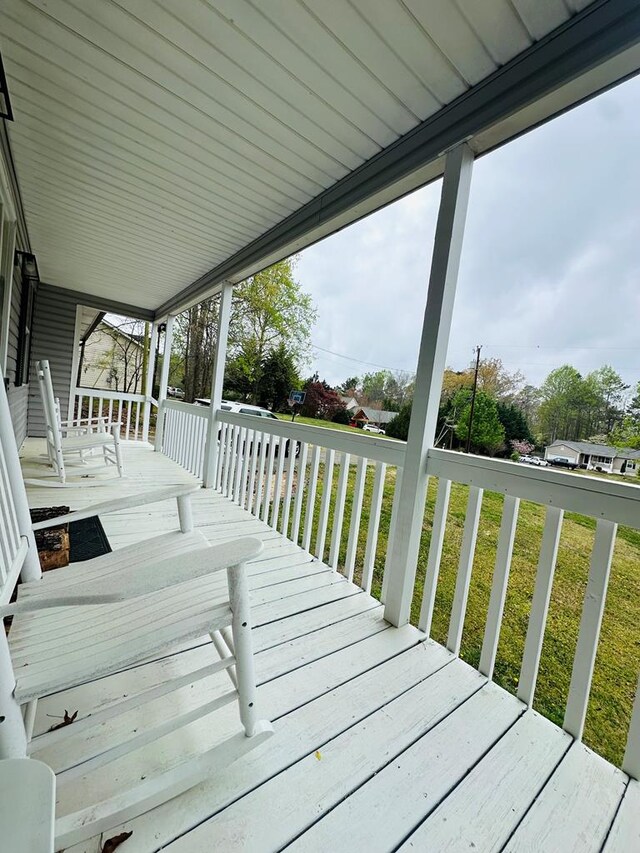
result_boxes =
[0,0,637,314]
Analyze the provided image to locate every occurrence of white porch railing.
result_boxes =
[72,387,156,443]
[418,447,640,776]
[153,402,639,775]
[216,410,405,598]
[159,399,209,479]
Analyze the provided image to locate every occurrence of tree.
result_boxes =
[454,389,505,455]
[339,376,361,395]
[587,365,629,434]
[386,403,412,441]
[301,379,343,420]
[254,343,300,412]
[496,401,534,449]
[332,408,351,424]
[177,298,218,402]
[228,258,316,403]
[536,365,587,443]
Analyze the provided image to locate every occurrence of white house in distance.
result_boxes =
[545,440,640,475]
[79,317,146,394]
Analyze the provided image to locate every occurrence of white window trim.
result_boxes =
[0,156,17,376]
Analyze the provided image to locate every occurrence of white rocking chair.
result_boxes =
[36,359,124,482]
[0,373,273,849]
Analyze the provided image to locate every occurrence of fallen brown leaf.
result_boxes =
[48,710,78,732]
[101,831,133,852]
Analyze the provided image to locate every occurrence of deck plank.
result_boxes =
[603,779,640,852]
[287,682,523,853]
[61,638,446,850]
[398,710,571,852]
[165,661,490,851]
[502,742,627,853]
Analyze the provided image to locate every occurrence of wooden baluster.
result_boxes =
[447,485,483,655]
[271,438,287,529]
[233,427,246,504]
[254,433,269,518]
[479,494,520,678]
[302,445,321,552]
[345,456,367,582]
[381,467,403,604]
[261,436,278,522]
[134,400,141,442]
[361,462,387,593]
[623,674,640,780]
[224,426,237,498]
[291,442,309,545]
[125,401,132,442]
[239,429,253,508]
[315,449,335,561]
[246,430,261,514]
[215,422,227,491]
[418,478,451,634]
[329,452,350,570]
[518,506,564,707]
[564,519,617,740]
[280,441,297,537]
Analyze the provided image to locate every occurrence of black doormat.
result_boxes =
[68,516,112,562]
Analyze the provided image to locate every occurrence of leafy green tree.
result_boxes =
[536,365,587,443]
[497,401,534,448]
[455,389,505,455]
[228,259,316,403]
[255,343,300,412]
[339,376,361,395]
[386,403,412,441]
[332,408,351,425]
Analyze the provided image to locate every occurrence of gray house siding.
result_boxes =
[28,285,78,438]
[5,243,29,445]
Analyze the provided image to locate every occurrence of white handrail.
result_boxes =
[217,410,405,467]
[73,386,146,404]
[426,447,640,529]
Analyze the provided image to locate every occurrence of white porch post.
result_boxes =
[141,322,158,444]
[67,304,83,424]
[384,144,474,627]
[154,314,175,452]
[202,282,233,488]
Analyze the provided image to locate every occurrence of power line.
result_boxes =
[483,343,640,351]
[311,343,413,373]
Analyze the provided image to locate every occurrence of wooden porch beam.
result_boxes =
[154,314,175,452]
[384,144,474,628]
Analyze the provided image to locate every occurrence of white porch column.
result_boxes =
[141,322,159,444]
[384,144,474,627]
[202,282,233,488]
[154,314,175,452]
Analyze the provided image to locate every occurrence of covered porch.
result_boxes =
[1,0,640,849]
[19,438,636,852]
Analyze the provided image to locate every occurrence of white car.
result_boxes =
[363,423,386,435]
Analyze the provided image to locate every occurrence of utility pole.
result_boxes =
[465,344,482,453]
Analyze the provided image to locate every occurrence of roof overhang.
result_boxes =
[158,0,640,317]
[2,0,639,320]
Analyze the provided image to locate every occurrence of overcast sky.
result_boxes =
[297,73,640,396]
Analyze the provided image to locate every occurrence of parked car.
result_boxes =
[519,455,535,464]
[197,399,298,457]
[363,423,386,435]
[548,456,578,470]
[530,457,549,467]
[167,386,185,399]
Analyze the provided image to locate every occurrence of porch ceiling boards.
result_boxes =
[2,1,640,313]
[19,440,634,852]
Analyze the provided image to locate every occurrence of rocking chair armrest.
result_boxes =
[1,539,263,617]
[31,484,199,530]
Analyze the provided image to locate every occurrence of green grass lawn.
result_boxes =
[276,413,402,441]
[287,461,640,767]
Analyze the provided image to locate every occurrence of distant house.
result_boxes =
[339,395,360,412]
[80,318,145,394]
[545,440,640,475]
[352,407,398,428]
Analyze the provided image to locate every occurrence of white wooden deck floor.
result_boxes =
[20,440,637,853]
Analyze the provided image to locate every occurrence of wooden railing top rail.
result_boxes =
[74,387,147,404]
[427,447,640,530]
[217,409,406,467]
[163,399,209,417]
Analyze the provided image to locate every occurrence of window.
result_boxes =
[14,252,38,387]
